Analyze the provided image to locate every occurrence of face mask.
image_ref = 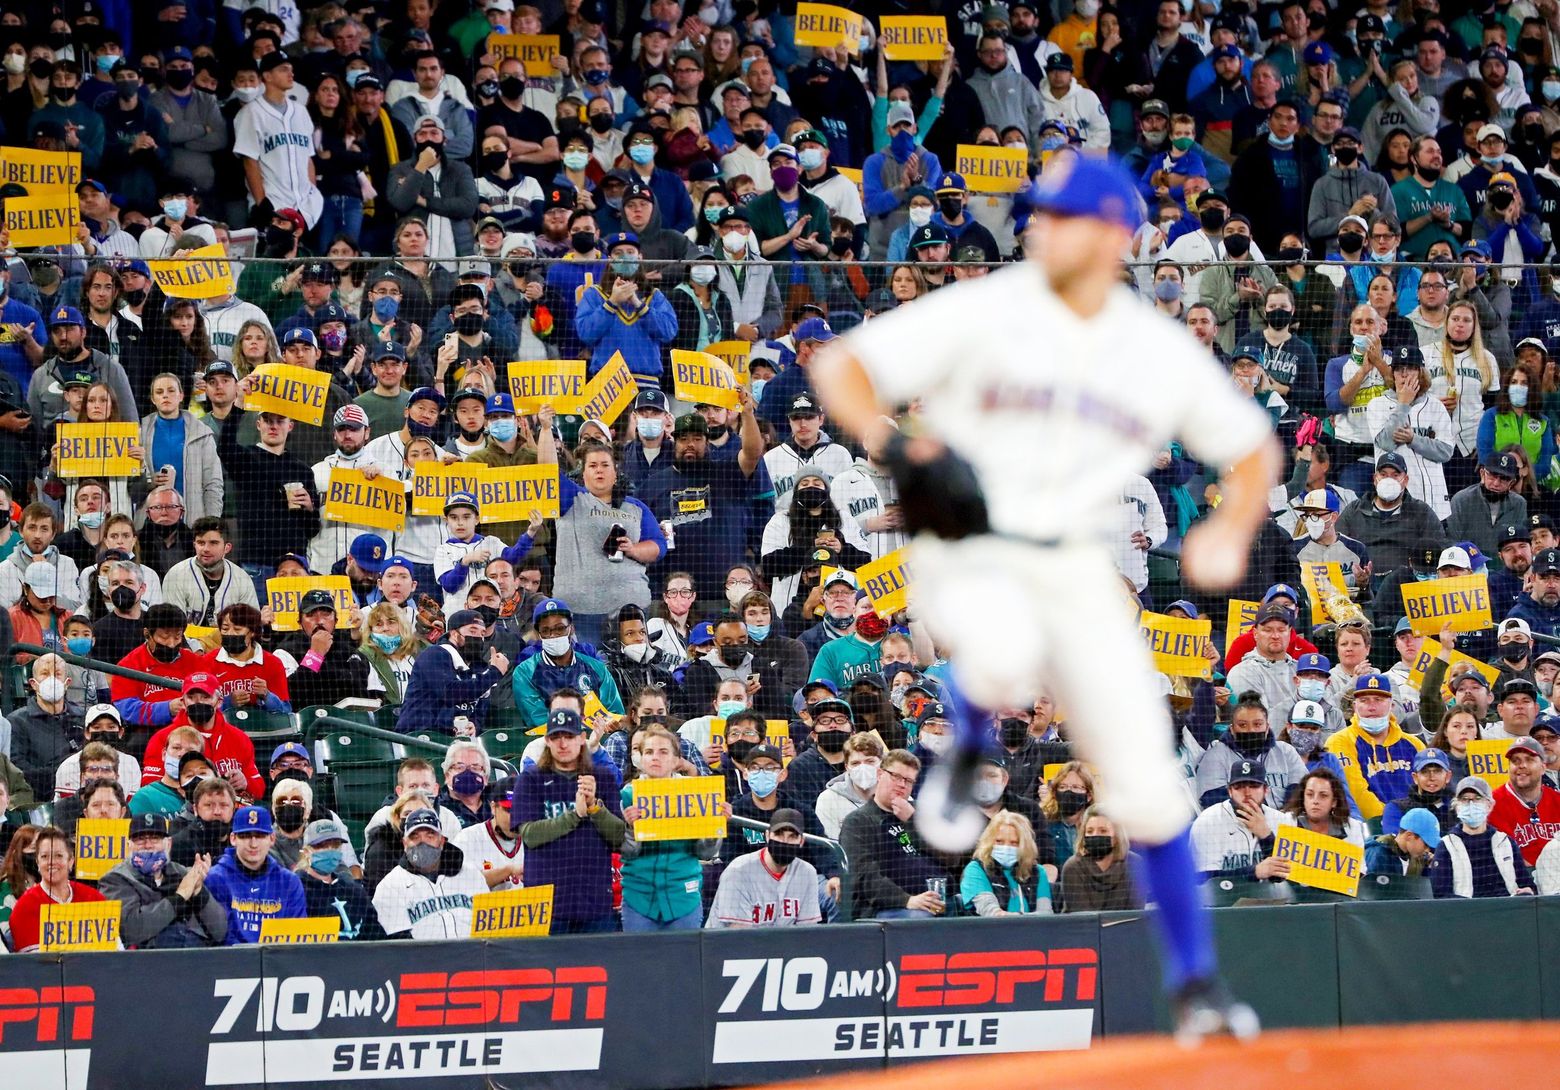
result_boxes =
[1223,234,1251,258]
[718,697,747,719]
[889,684,910,710]
[1338,232,1365,254]
[321,328,347,353]
[618,641,653,665]
[1199,206,1227,231]
[2,53,23,75]
[585,68,611,86]
[1370,248,1397,264]
[938,197,964,220]
[1375,477,1404,502]
[36,676,66,703]
[1154,279,1182,302]
[452,769,485,796]
[1415,163,1440,182]
[117,80,139,101]
[1286,726,1323,757]
[131,848,167,876]
[690,264,717,286]
[726,739,756,764]
[481,149,509,173]
[371,632,402,653]
[487,418,518,443]
[589,112,614,132]
[407,418,439,438]
[1055,789,1090,816]
[185,702,214,726]
[107,585,138,612]
[751,379,767,401]
[454,311,486,337]
[771,165,799,190]
[150,641,182,664]
[890,129,917,161]
[991,844,1020,867]
[747,769,779,797]
[848,763,878,791]
[1268,133,1295,149]
[1230,729,1269,755]
[274,802,307,832]
[78,510,105,529]
[1490,190,1515,212]
[824,611,854,631]
[726,583,754,608]
[51,85,75,103]
[265,225,296,254]
[1005,140,1029,152]
[973,780,1004,805]
[1298,678,1327,701]
[766,839,801,865]
[633,414,667,442]
[571,231,597,253]
[67,636,93,656]
[856,613,889,640]
[1303,515,1330,542]
[405,842,442,871]
[1502,641,1529,661]
[628,143,656,165]
[221,634,249,656]
[310,848,343,874]
[908,205,933,228]
[799,148,823,170]
[1357,713,1390,734]
[1511,384,1529,408]
[373,296,399,323]
[610,257,639,278]
[721,231,748,255]
[159,197,189,223]
[1165,135,1196,154]
[919,731,950,755]
[719,643,748,667]
[816,729,850,754]
[1545,81,1560,102]
[999,718,1029,747]
[492,73,523,99]
[21,853,40,880]
[1083,834,1115,857]
[562,149,590,171]
[1457,799,1491,826]
[541,635,571,657]
[1265,308,1293,330]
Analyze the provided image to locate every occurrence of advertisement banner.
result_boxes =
[73,819,128,882]
[55,422,141,478]
[1272,825,1364,896]
[1400,573,1493,636]
[630,776,727,840]
[323,468,407,532]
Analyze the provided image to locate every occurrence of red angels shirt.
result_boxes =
[1489,782,1560,866]
[200,645,291,708]
[141,709,266,800]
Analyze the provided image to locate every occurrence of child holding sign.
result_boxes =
[619,725,727,931]
[7,826,113,953]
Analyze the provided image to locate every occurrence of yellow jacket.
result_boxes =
[1047,16,1098,79]
[1322,717,1423,821]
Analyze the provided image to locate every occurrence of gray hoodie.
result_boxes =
[1305,165,1398,250]
[816,770,869,839]
[1225,650,1299,716]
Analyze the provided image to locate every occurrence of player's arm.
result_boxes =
[811,345,892,452]
[1181,436,1283,591]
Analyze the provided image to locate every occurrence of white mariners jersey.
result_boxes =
[1189,799,1286,874]
[371,860,489,939]
[453,820,524,889]
[844,263,1272,543]
[202,299,272,363]
[707,850,821,927]
[233,95,319,219]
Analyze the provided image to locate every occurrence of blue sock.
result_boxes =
[936,669,993,751]
[1138,831,1216,991]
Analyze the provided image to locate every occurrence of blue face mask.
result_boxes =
[584,68,611,85]
[373,295,399,323]
[747,769,779,797]
[890,129,916,162]
[704,204,727,223]
[488,417,518,442]
[371,632,402,653]
[751,378,767,401]
[162,199,188,222]
[452,769,486,796]
[611,256,640,277]
[991,844,1019,867]
[1268,132,1295,149]
[1358,714,1390,734]
[131,848,166,876]
[1482,154,1504,168]
[96,54,117,73]
[1039,135,1066,152]
[717,699,746,719]
[746,623,771,642]
[1297,678,1326,701]
[1511,384,1530,407]
[799,148,824,171]
[310,848,343,874]
[67,636,93,656]
[629,143,656,165]
[637,415,664,439]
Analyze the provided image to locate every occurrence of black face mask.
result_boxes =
[740,128,767,149]
[415,139,443,159]
[499,75,525,99]
[116,81,139,101]
[719,643,748,667]
[1338,231,1365,254]
[89,731,124,750]
[264,225,295,254]
[195,819,231,848]
[1055,789,1090,816]
[481,150,508,173]
[795,486,828,511]
[462,636,489,661]
[1502,641,1529,661]
[453,312,485,336]
[1198,206,1227,231]
[815,729,850,753]
[185,702,215,726]
[571,230,597,254]
[29,58,52,80]
[52,86,76,103]
[474,605,499,627]
[1490,190,1515,212]
[766,839,802,866]
[1083,834,1115,857]
[999,717,1029,747]
[1276,246,1306,263]
[726,739,757,764]
[221,633,249,656]
[473,79,498,99]
[1265,308,1294,330]
[589,113,614,133]
[1223,234,1251,258]
[109,585,138,612]
[1416,163,1441,182]
[21,853,40,880]
[123,287,148,306]
[149,641,181,663]
[47,32,71,49]
[829,235,852,255]
[938,197,964,220]
[1333,145,1359,166]
[274,802,307,832]
[1230,729,1269,755]
[164,68,194,91]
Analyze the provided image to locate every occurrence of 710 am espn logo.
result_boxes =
[0,986,96,1044]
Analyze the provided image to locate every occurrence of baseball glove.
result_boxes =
[880,430,990,539]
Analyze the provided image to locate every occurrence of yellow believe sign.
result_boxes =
[1272,824,1363,896]
[630,776,727,841]
[857,549,911,617]
[56,422,141,477]
[148,242,234,299]
[671,349,739,409]
[509,359,585,413]
[1400,574,1493,636]
[260,917,341,943]
[267,575,354,632]
[954,144,1030,193]
[323,467,407,531]
[879,15,947,60]
[40,901,120,951]
[472,885,555,937]
[74,818,129,881]
[245,363,332,426]
[1139,611,1213,679]
[794,3,862,51]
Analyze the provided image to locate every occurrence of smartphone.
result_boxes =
[602,522,626,559]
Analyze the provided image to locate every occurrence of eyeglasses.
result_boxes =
[665,588,695,598]
[725,728,761,741]
[1371,231,1399,241]
[448,763,485,774]
[882,768,917,788]
[813,715,851,728]
[148,503,183,512]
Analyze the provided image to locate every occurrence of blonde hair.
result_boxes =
[389,789,434,830]
[973,810,1038,881]
[1040,761,1096,821]
[1074,805,1129,863]
[843,732,886,760]
[362,601,416,655]
[671,105,701,132]
[272,777,314,812]
[232,319,280,375]
[1439,300,1496,391]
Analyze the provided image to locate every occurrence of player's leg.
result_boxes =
[1038,554,1256,1041]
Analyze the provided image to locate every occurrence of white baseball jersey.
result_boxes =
[452,819,525,889]
[707,849,821,927]
[371,858,489,939]
[1189,799,1286,874]
[224,0,300,44]
[1361,392,1454,519]
[435,534,512,618]
[762,438,856,512]
[201,297,273,363]
[844,264,1272,543]
[232,95,322,227]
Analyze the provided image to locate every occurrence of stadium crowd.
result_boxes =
[3,0,1560,948]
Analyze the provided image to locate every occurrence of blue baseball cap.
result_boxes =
[408,385,447,408]
[1296,652,1331,675]
[375,342,408,362]
[443,490,479,514]
[547,708,585,736]
[1462,238,1493,259]
[233,805,274,836]
[690,620,715,645]
[269,741,313,767]
[1301,40,1331,65]
[1355,672,1393,695]
[314,302,350,326]
[117,258,151,279]
[1166,599,1200,619]
[281,327,318,348]
[402,808,441,836]
[603,231,640,251]
[533,597,572,622]
[934,171,967,194]
[1414,747,1451,772]
[48,305,84,328]
[382,554,414,576]
[349,533,388,573]
[1398,807,1442,852]
[1263,583,1299,605]
[1214,42,1244,60]
[795,316,836,344]
[485,392,515,416]
[165,46,194,62]
[1229,759,1266,785]
[1027,155,1142,232]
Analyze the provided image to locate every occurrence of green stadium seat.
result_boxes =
[1147,550,1183,607]
[1203,877,1291,908]
[482,707,530,733]
[301,705,377,729]
[311,726,398,771]
[1356,873,1433,901]
[373,706,403,733]
[1286,883,1352,904]
[329,761,399,824]
[1,662,28,714]
[480,729,527,761]
[227,707,300,742]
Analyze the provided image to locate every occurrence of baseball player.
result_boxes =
[232,52,324,229]
[813,154,1281,1040]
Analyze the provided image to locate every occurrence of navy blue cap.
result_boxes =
[547,708,585,735]
[444,490,478,514]
[533,597,572,622]
[48,305,84,328]
[1296,652,1330,675]
[313,302,350,326]
[603,231,640,251]
[1027,155,1142,232]
[349,533,387,573]
[485,392,515,415]
[408,385,446,408]
[281,327,318,348]
[1229,759,1265,785]
[374,342,407,362]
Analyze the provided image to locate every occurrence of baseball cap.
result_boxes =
[1455,775,1494,801]
[402,808,442,835]
[258,50,293,73]
[787,393,822,417]
[22,561,59,597]
[1462,239,1494,260]
[1412,747,1451,773]
[1166,599,1200,619]
[305,817,349,847]
[636,388,670,413]
[485,392,516,416]
[769,808,805,834]
[1213,42,1243,60]
[1516,335,1550,357]
[1477,122,1507,143]
[1498,617,1533,641]
[1354,673,1393,695]
[1263,583,1299,605]
[374,342,407,363]
[543,185,577,211]
[673,412,708,437]
[1537,547,1560,574]
[1377,452,1408,473]
[353,74,383,92]
[1290,700,1326,727]
[807,696,854,722]
[1398,808,1442,852]
[767,142,797,162]
[823,567,858,591]
[603,229,641,251]
[408,385,447,409]
[1229,759,1265,785]
[1302,40,1331,65]
[1297,488,1340,514]
[909,223,951,249]
[623,180,655,204]
[1390,343,1424,368]
[178,751,214,777]
[744,743,784,765]
[1482,451,1519,479]
[314,302,350,326]
[1488,171,1519,192]
[277,552,311,574]
[1027,154,1141,232]
[233,805,274,835]
[349,533,387,574]
[333,404,370,430]
[796,317,837,345]
[298,588,336,615]
[85,703,121,728]
[129,812,172,838]
[270,741,313,767]
[1531,715,1560,738]
[47,305,84,328]
[690,621,715,646]
[1254,603,1294,626]
[300,260,338,284]
[1048,51,1074,70]
[934,171,967,194]
[448,608,483,631]
[1437,545,1472,570]
[181,672,216,697]
[204,359,237,380]
[281,327,318,349]
[1296,652,1331,675]
[1140,98,1170,118]
[886,101,915,129]
[443,490,478,515]
[1499,677,1540,702]
[382,555,414,576]
[546,708,585,736]
[533,597,571,623]
[916,701,951,725]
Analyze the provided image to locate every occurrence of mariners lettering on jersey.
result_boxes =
[976,384,1151,442]
[750,898,804,924]
[407,892,474,925]
[847,493,880,520]
[669,483,711,524]
[232,896,286,916]
[262,131,315,154]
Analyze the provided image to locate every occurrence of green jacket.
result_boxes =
[744,189,833,261]
[618,782,720,922]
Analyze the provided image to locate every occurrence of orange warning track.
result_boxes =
[749,1022,1560,1090]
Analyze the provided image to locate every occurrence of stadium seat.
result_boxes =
[480,728,527,761]
[1356,873,1433,901]
[373,706,402,733]
[1146,549,1183,608]
[1286,883,1352,904]
[301,705,377,729]
[1202,878,1291,908]
[1,662,28,714]
[310,724,398,772]
[227,707,300,742]
[329,762,398,824]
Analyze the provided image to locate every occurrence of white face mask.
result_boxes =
[233,85,261,103]
[623,641,654,663]
[540,635,571,657]
[726,582,753,608]
[2,53,24,75]
[690,264,717,285]
[36,676,67,703]
[1304,515,1329,541]
[848,762,879,791]
[919,731,950,755]
[908,206,933,227]
[1375,477,1404,502]
[721,231,748,255]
